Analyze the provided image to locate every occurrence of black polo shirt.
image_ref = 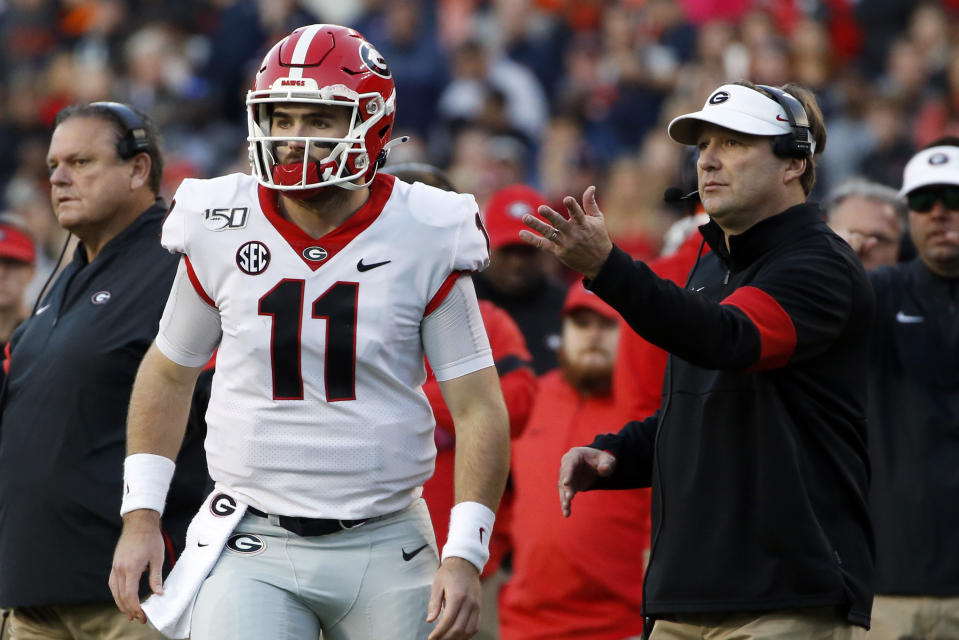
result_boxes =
[0,203,207,607]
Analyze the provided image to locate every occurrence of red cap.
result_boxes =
[0,223,35,265]
[562,281,618,320]
[483,184,548,251]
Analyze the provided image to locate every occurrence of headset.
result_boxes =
[756,85,813,158]
[89,101,150,159]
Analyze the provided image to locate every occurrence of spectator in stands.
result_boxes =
[0,221,35,351]
[500,281,648,640]
[866,139,959,639]
[474,184,568,374]
[826,178,906,271]
[437,38,549,148]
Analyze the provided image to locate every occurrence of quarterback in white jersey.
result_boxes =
[110,24,510,640]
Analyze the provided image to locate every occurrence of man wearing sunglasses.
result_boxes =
[866,138,959,639]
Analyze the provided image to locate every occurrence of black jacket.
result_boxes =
[867,259,959,596]
[588,203,874,627]
[0,203,209,607]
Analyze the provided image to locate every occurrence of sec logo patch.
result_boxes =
[236,241,270,275]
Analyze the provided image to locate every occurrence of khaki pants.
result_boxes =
[650,607,866,640]
[8,603,166,640]
[869,594,959,639]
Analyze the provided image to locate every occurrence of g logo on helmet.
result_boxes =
[708,91,730,105]
[359,42,391,79]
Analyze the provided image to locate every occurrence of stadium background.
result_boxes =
[0,0,955,637]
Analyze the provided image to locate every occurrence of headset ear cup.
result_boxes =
[772,134,807,159]
[772,134,792,158]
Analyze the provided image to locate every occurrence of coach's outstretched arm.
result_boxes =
[109,344,203,623]
[428,366,509,640]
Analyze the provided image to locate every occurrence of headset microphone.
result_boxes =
[663,187,700,203]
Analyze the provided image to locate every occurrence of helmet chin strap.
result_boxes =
[268,135,412,196]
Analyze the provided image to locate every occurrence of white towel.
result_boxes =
[142,490,247,638]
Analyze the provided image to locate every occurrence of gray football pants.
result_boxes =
[190,498,438,640]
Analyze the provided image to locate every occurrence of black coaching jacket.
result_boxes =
[587,203,875,627]
[0,203,209,608]
[867,259,959,596]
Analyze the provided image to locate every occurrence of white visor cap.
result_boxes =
[668,84,816,154]
[899,145,959,196]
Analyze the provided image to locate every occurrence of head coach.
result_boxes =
[520,82,874,639]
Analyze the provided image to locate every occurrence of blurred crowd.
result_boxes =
[1,0,958,295]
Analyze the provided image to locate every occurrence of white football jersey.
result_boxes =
[161,173,491,519]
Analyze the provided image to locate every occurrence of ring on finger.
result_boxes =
[547,228,559,242]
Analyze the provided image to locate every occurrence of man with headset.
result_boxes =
[523,82,874,638]
[0,102,208,640]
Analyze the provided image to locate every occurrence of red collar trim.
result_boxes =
[257,173,395,271]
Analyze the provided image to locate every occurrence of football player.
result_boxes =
[109,24,509,640]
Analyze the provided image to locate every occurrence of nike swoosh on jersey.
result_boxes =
[402,544,428,561]
[895,311,924,323]
[357,258,391,272]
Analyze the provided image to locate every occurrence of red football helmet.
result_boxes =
[246,24,397,197]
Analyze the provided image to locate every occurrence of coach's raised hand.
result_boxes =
[519,185,614,280]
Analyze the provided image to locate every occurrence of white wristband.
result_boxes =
[120,453,176,517]
[441,501,495,573]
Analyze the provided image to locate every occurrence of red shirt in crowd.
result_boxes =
[499,370,650,640]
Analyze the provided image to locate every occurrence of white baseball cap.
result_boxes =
[899,145,959,196]
[668,84,816,154]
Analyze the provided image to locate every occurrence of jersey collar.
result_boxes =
[257,174,395,271]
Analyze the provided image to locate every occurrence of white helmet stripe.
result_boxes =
[287,24,324,79]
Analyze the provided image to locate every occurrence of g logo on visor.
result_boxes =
[359,42,390,78]
[708,91,729,105]
[929,153,950,166]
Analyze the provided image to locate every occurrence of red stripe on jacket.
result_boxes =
[721,286,797,371]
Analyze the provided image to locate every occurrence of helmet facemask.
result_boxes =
[246,82,396,197]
